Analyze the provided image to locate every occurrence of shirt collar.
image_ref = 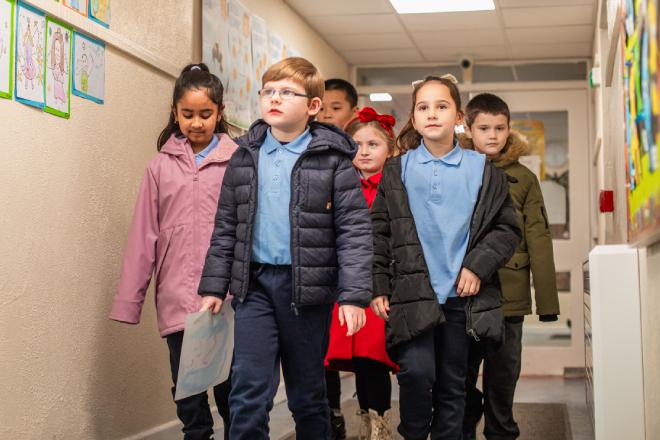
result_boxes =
[263,128,312,154]
[194,135,219,160]
[360,171,382,186]
[416,140,463,166]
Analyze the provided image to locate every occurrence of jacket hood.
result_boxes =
[457,130,530,164]
[160,133,237,163]
[236,119,358,158]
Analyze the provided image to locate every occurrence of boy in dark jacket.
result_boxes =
[461,93,561,440]
[198,57,372,440]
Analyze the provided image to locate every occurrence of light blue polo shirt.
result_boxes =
[401,141,485,304]
[252,128,312,265]
[194,134,219,166]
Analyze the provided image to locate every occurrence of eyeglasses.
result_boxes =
[258,88,309,100]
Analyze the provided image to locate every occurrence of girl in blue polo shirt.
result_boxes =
[370,75,520,439]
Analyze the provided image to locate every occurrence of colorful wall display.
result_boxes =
[72,31,104,104]
[203,0,304,129]
[62,0,87,17]
[88,0,109,28]
[15,2,45,108]
[0,0,14,99]
[44,17,71,118]
[622,0,660,243]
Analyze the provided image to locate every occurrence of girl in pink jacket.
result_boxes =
[110,63,237,440]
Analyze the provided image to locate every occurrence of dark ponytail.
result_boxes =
[157,63,230,151]
[395,75,463,153]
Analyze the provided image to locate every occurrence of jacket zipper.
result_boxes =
[464,164,491,340]
[288,147,325,315]
[240,146,259,303]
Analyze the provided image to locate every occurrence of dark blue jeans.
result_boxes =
[394,297,471,440]
[228,263,333,440]
[166,331,231,440]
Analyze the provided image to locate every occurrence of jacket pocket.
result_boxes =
[504,251,530,270]
[155,227,176,276]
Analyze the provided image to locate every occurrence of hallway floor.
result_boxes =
[211,374,595,440]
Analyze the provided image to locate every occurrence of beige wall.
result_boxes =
[0,1,347,439]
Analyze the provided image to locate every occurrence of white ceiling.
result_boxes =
[283,0,597,66]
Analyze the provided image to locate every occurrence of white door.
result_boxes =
[486,88,591,375]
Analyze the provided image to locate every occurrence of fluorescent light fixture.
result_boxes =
[370,93,393,102]
[389,0,495,14]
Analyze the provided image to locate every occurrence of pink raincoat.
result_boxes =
[110,133,238,336]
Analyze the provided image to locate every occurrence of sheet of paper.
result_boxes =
[175,306,234,401]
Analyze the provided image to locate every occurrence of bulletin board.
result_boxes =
[621,0,660,245]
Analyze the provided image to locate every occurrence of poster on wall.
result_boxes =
[202,0,230,87]
[250,13,267,121]
[88,0,109,28]
[622,0,660,244]
[62,0,87,17]
[510,119,547,180]
[44,17,71,118]
[72,32,104,104]
[267,31,286,66]
[0,0,15,99]
[14,2,45,108]
[223,0,253,129]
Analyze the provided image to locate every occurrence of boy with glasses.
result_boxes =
[198,57,372,440]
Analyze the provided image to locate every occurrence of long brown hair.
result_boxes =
[395,75,462,153]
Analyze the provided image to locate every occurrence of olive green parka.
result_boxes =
[460,131,560,318]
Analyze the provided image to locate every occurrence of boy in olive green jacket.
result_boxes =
[460,93,560,440]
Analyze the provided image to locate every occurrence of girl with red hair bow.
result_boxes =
[325,107,398,440]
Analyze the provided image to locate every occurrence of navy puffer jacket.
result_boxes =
[199,120,373,309]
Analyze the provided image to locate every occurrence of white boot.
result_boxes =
[357,409,371,440]
[369,409,393,440]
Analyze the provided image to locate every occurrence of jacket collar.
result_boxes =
[160,133,237,164]
[237,119,358,158]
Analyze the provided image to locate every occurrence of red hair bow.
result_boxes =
[348,106,396,138]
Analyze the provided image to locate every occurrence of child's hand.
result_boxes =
[199,296,224,314]
[338,305,366,336]
[371,296,390,321]
[456,268,481,296]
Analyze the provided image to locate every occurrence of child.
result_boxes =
[461,93,560,440]
[316,77,359,440]
[370,75,521,440]
[109,63,237,440]
[318,78,359,129]
[197,57,373,440]
[325,107,399,440]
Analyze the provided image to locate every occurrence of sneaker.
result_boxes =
[330,410,346,440]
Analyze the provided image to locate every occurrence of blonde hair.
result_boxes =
[262,57,324,100]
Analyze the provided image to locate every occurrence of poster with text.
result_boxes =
[250,13,267,121]
[15,2,45,108]
[44,18,71,118]
[0,0,14,99]
[63,0,87,17]
[88,0,109,28]
[72,32,104,103]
